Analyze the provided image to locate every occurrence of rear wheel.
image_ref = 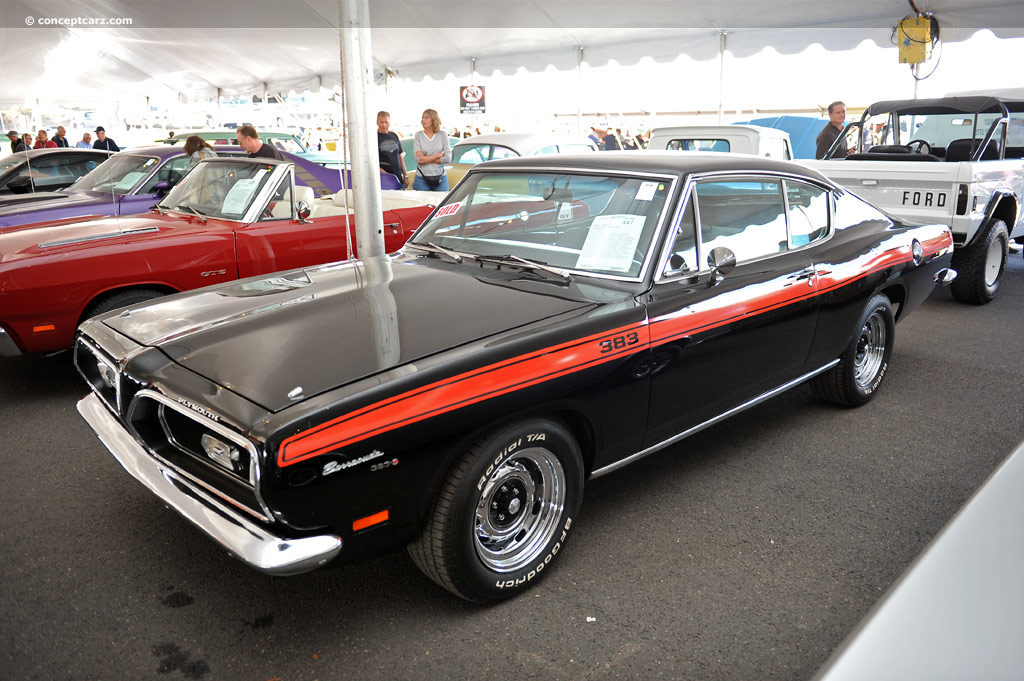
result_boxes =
[408,418,584,602]
[950,219,1008,305]
[812,293,895,407]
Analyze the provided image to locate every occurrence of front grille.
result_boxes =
[128,390,269,522]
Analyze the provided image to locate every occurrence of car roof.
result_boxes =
[4,147,112,161]
[863,96,1024,117]
[157,130,299,143]
[649,125,789,139]
[454,132,593,153]
[473,150,826,181]
[119,144,245,160]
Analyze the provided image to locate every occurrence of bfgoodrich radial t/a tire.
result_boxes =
[408,418,584,602]
[811,293,895,407]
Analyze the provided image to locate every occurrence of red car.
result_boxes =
[0,157,436,356]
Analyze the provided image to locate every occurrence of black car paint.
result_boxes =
[78,153,953,566]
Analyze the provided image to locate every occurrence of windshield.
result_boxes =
[73,155,160,195]
[410,171,673,279]
[158,160,279,220]
[267,136,307,154]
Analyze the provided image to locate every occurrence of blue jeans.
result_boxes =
[413,172,449,192]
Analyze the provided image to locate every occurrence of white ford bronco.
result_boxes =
[805,96,1023,304]
[647,125,794,160]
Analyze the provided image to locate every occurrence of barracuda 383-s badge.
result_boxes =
[323,450,385,476]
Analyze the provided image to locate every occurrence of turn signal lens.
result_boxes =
[352,509,389,532]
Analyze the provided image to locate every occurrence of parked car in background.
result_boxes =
[409,132,597,187]
[0,146,347,230]
[74,152,953,604]
[647,125,794,159]
[805,96,1024,304]
[0,156,435,356]
[158,130,338,167]
[0,148,113,195]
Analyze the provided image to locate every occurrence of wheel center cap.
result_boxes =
[508,498,521,515]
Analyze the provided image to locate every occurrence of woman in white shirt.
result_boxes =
[412,109,451,192]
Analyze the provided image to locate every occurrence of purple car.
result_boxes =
[0,145,364,230]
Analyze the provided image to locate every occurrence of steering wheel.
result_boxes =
[907,139,931,155]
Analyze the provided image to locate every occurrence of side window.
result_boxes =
[259,176,294,221]
[139,156,191,194]
[533,145,559,155]
[695,178,787,263]
[64,157,100,182]
[454,145,489,164]
[785,181,829,246]
[489,146,519,160]
[18,158,65,190]
[663,196,698,276]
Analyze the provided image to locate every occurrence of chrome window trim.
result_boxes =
[654,171,838,282]
[590,359,840,479]
[240,164,294,224]
[128,388,272,522]
[416,167,681,283]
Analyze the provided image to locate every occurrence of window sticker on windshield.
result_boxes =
[577,214,646,273]
[113,171,147,192]
[636,181,658,202]
[222,177,262,214]
[435,201,462,217]
[557,202,574,221]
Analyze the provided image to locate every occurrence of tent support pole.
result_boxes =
[718,31,727,125]
[339,0,385,258]
[577,47,583,136]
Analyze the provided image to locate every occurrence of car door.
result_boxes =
[235,172,354,277]
[642,175,827,446]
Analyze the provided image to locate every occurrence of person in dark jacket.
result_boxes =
[52,126,70,147]
[92,126,120,152]
[236,125,286,160]
[7,130,28,153]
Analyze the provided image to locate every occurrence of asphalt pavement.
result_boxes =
[2,256,1022,681]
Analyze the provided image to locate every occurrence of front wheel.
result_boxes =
[811,293,895,407]
[408,418,584,602]
[950,219,1008,305]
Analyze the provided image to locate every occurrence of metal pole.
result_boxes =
[339,0,385,258]
[718,32,727,125]
[577,47,583,136]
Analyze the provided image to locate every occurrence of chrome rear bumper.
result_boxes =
[77,392,342,576]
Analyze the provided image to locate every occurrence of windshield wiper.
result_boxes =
[406,240,465,263]
[172,204,207,223]
[475,253,573,283]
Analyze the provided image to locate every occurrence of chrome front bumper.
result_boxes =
[77,392,342,576]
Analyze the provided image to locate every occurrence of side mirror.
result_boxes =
[152,181,171,196]
[7,176,33,194]
[296,200,312,221]
[707,246,736,283]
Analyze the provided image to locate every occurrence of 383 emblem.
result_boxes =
[598,331,640,353]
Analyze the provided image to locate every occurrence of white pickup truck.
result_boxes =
[646,124,794,160]
[805,96,1024,304]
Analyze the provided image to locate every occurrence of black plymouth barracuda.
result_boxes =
[75,153,955,602]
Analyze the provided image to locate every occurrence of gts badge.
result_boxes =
[323,450,386,476]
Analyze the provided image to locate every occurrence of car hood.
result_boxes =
[0,190,115,228]
[101,256,601,412]
[0,213,164,262]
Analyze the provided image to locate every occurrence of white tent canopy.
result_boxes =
[1,0,1022,105]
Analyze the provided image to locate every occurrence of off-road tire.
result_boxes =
[950,219,1008,305]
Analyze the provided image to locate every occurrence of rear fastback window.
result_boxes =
[665,139,731,153]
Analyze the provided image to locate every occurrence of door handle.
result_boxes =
[789,267,817,287]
